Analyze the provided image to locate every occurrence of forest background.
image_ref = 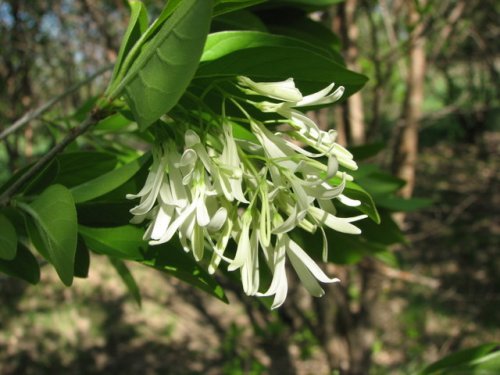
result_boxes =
[0,0,498,374]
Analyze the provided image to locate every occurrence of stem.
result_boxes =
[0,64,112,141]
[0,110,104,206]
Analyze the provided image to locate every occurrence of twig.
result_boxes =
[0,110,104,206]
[367,261,440,289]
[0,64,112,141]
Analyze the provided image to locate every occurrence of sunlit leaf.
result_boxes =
[109,0,214,130]
[198,31,367,97]
[109,0,149,86]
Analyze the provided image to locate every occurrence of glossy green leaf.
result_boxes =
[79,224,227,302]
[267,15,342,61]
[330,177,380,223]
[198,31,367,97]
[78,225,146,260]
[271,0,344,8]
[214,0,266,16]
[0,213,17,260]
[357,211,406,246]
[93,112,134,133]
[109,256,142,307]
[54,152,117,188]
[419,343,500,375]
[354,170,406,199]
[77,200,135,227]
[21,184,77,286]
[376,196,433,212]
[348,142,385,161]
[70,153,150,203]
[0,243,40,284]
[142,243,228,303]
[111,0,214,130]
[24,159,60,195]
[0,159,59,196]
[109,0,149,86]
[213,10,267,31]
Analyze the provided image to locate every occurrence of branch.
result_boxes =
[0,64,112,141]
[0,109,105,206]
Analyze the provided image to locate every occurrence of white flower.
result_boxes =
[237,76,303,102]
[258,233,340,309]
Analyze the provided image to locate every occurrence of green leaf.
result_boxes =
[111,0,214,130]
[357,210,406,246]
[419,343,500,375]
[330,177,380,223]
[213,10,267,31]
[266,14,342,60]
[0,243,40,284]
[20,184,77,286]
[79,224,227,302]
[109,0,149,87]
[24,159,60,195]
[70,153,150,203]
[271,0,344,8]
[354,169,406,199]
[108,256,142,307]
[214,0,266,16]
[376,196,433,212]
[54,152,117,188]
[0,214,17,260]
[77,200,136,227]
[198,31,367,97]
[142,243,228,303]
[93,112,134,133]
[78,225,147,260]
[74,236,90,278]
[348,142,385,161]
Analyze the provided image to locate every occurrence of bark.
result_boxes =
[391,0,427,199]
[331,0,366,145]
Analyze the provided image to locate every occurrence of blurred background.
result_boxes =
[0,0,498,374]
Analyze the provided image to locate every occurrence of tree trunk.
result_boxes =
[331,0,366,145]
[391,0,427,198]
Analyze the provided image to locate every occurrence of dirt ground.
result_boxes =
[0,136,498,375]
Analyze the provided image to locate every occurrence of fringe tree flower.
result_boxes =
[127,75,368,308]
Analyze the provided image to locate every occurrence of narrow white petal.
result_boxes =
[286,237,340,284]
[207,207,227,232]
[150,204,175,240]
[237,76,303,102]
[228,212,252,271]
[149,203,196,245]
[192,224,205,261]
[309,206,366,234]
[286,238,324,297]
[337,194,361,207]
[295,82,336,107]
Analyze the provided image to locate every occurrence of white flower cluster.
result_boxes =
[127,76,366,309]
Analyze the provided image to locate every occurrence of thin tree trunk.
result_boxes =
[392,0,426,198]
[331,0,366,145]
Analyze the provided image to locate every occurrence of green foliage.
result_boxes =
[0,213,17,260]
[0,0,408,308]
[19,184,78,286]
[418,343,500,375]
[108,0,214,130]
[198,31,367,97]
